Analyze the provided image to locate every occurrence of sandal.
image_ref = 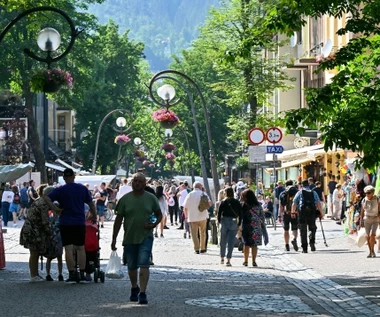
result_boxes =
[226,262,231,267]
[220,259,224,264]
[242,262,248,266]
[252,262,258,267]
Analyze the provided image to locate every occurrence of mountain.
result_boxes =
[88,0,220,70]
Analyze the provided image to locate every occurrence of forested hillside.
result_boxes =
[89,0,220,70]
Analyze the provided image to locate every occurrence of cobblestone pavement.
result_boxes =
[1,218,379,317]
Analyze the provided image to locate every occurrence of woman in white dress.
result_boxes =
[332,183,343,221]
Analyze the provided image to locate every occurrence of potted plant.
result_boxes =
[114,134,131,145]
[30,68,73,93]
[152,109,179,129]
[161,143,176,152]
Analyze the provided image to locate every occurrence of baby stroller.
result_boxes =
[85,220,105,283]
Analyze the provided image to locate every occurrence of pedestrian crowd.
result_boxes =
[1,169,379,307]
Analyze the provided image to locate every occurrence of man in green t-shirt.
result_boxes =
[111,173,161,305]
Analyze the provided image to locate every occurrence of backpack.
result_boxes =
[279,186,298,213]
[13,193,20,204]
[299,189,316,214]
[198,193,210,212]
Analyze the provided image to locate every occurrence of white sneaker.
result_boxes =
[29,276,45,283]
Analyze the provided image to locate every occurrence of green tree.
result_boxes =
[72,21,147,174]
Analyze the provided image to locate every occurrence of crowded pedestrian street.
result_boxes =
[1,218,380,317]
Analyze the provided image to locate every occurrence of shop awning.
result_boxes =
[265,157,313,173]
[277,144,325,161]
[0,162,34,183]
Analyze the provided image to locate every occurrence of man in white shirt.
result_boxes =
[183,182,211,254]
[116,178,132,202]
[176,182,189,229]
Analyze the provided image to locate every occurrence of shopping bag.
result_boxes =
[356,228,368,248]
[105,251,124,279]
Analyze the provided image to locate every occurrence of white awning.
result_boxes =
[277,144,325,161]
[45,162,65,172]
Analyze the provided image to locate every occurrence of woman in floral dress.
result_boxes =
[20,184,53,282]
[240,189,265,267]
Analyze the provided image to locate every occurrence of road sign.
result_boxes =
[248,128,265,145]
[266,127,283,144]
[266,145,284,154]
[248,145,266,163]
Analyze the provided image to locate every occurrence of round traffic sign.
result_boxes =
[248,128,265,145]
[266,127,283,144]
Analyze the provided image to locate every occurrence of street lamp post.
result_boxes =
[0,6,81,180]
[91,109,130,174]
[115,116,127,170]
[148,70,220,199]
[165,128,195,184]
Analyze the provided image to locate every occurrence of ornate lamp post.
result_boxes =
[0,6,81,180]
[148,70,220,199]
[91,109,130,174]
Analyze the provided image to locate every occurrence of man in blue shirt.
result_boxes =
[292,179,323,253]
[45,168,97,283]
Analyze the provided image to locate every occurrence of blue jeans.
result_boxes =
[219,217,238,258]
[2,201,10,227]
[124,236,154,271]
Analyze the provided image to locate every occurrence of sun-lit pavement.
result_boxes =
[1,217,380,317]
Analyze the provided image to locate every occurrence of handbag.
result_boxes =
[227,200,239,224]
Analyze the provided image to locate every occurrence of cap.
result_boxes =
[63,168,74,177]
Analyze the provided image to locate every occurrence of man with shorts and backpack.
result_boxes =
[45,168,97,283]
[278,180,299,252]
[291,179,324,253]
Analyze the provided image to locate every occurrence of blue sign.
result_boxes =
[266,145,284,154]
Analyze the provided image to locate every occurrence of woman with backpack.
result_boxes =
[240,189,265,267]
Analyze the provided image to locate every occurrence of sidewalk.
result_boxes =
[0,218,379,317]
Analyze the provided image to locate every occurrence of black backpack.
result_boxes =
[299,189,316,214]
[280,186,298,213]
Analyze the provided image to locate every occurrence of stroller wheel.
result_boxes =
[100,271,105,283]
[94,269,99,283]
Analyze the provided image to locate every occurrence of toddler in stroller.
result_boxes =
[85,220,105,283]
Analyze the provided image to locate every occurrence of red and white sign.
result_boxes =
[266,127,283,144]
[248,128,265,145]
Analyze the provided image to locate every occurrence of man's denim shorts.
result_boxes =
[96,205,105,217]
[124,236,153,271]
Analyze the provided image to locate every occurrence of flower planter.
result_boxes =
[43,81,62,93]
[116,140,128,145]
[160,120,178,129]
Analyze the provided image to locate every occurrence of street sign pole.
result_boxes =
[266,127,283,187]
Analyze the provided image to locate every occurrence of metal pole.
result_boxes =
[91,109,129,175]
[43,94,49,160]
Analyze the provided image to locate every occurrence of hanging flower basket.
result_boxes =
[30,68,73,93]
[161,143,176,152]
[160,120,178,129]
[114,134,131,145]
[142,160,150,166]
[152,109,179,129]
[165,153,176,160]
